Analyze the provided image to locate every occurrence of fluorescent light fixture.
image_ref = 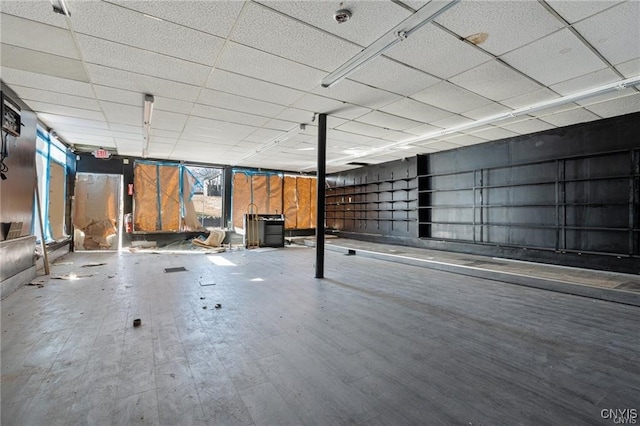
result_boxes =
[305,75,640,170]
[50,0,71,16]
[233,124,306,165]
[321,0,459,88]
[142,94,154,158]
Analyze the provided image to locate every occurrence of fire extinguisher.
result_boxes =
[124,213,133,233]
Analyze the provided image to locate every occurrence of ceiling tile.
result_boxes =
[441,133,486,147]
[336,121,396,138]
[256,0,412,47]
[7,85,100,111]
[467,126,519,141]
[151,110,188,132]
[1,14,79,59]
[348,57,440,96]
[380,98,452,123]
[315,80,402,110]
[206,69,304,107]
[291,94,371,119]
[0,67,93,98]
[71,1,225,66]
[154,97,194,115]
[93,86,144,106]
[615,58,640,78]
[431,114,474,128]
[1,45,88,82]
[575,87,637,107]
[151,129,181,139]
[106,0,244,38]
[100,102,142,126]
[538,107,601,127]
[232,2,361,72]
[462,102,512,120]
[86,64,202,102]
[355,111,422,131]
[499,119,557,135]
[436,0,563,56]
[573,1,640,65]
[197,89,286,117]
[500,88,559,109]
[216,42,325,92]
[76,35,211,86]
[275,108,316,124]
[327,129,376,145]
[405,123,442,136]
[26,100,105,121]
[549,68,621,96]
[450,60,543,101]
[421,140,461,151]
[584,93,640,118]
[186,117,257,139]
[1,1,69,27]
[385,24,490,79]
[192,104,270,127]
[501,29,606,86]
[546,0,624,24]
[411,81,491,113]
[37,113,109,130]
[109,123,143,135]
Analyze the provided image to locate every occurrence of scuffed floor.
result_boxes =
[2,247,638,425]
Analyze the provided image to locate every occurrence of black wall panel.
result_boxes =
[329,112,639,273]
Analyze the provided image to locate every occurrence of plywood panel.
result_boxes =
[252,174,268,214]
[133,163,159,231]
[232,172,251,229]
[268,175,283,215]
[297,177,312,230]
[283,176,297,229]
[158,165,180,231]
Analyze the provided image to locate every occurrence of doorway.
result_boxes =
[72,173,123,251]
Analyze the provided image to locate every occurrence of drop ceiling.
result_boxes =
[1,0,638,173]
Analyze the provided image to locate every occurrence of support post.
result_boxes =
[315,114,327,278]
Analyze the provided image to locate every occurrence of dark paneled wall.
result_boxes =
[329,113,640,273]
[0,83,37,240]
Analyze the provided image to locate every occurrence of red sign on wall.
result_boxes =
[93,149,111,159]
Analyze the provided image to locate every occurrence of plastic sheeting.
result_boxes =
[73,174,119,249]
[133,161,203,232]
[231,171,316,230]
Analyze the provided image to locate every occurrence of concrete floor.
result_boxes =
[1,246,638,425]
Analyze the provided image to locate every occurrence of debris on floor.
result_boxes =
[51,273,94,280]
[52,261,74,265]
[202,306,207,309]
[192,228,226,249]
[27,283,44,288]
[199,282,216,286]
[81,262,107,268]
[133,318,141,327]
[214,303,222,309]
[164,267,187,273]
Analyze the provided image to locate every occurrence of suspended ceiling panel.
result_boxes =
[0,0,638,173]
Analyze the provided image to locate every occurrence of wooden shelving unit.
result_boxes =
[326,171,418,234]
